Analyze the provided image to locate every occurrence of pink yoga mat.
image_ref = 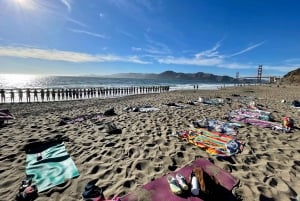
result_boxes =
[121,158,239,201]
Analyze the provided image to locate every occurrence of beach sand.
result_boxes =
[0,84,300,201]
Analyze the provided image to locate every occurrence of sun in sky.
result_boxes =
[10,0,37,11]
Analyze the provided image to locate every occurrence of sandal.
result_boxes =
[167,175,182,195]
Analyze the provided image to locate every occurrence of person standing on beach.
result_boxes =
[61,88,65,100]
[65,89,68,100]
[40,89,45,102]
[18,89,23,102]
[0,89,5,103]
[46,89,50,101]
[57,89,61,100]
[83,88,86,98]
[79,88,82,99]
[68,89,72,99]
[87,88,90,98]
[10,89,15,103]
[51,89,56,101]
[33,89,38,102]
[26,89,31,103]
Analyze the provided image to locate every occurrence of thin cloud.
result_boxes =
[262,65,300,72]
[99,12,104,18]
[67,28,106,39]
[117,29,137,40]
[227,41,265,57]
[67,18,88,27]
[158,41,224,66]
[0,46,150,64]
[158,40,268,70]
[158,56,222,66]
[132,47,142,51]
[61,0,72,12]
[144,34,171,54]
[284,58,300,63]
[195,40,223,58]
[217,62,252,69]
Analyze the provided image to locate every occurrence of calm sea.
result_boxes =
[0,74,232,90]
[0,74,233,102]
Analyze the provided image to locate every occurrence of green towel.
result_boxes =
[26,142,79,192]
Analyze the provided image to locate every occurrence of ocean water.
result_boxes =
[0,74,233,102]
[0,74,232,90]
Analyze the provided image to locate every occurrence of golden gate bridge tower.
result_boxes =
[257,65,262,84]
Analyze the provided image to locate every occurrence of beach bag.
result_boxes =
[282,117,294,128]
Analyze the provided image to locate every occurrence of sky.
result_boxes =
[0,0,300,77]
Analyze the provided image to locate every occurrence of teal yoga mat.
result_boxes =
[25,142,79,192]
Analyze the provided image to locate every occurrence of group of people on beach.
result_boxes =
[0,86,170,103]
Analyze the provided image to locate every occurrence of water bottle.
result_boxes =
[191,172,199,196]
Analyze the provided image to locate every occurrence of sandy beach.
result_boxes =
[1,84,300,201]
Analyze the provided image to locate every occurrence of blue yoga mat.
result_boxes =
[25,142,79,192]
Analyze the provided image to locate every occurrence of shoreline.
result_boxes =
[1,85,300,201]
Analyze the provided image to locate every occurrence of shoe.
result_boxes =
[16,185,38,201]
[191,172,199,196]
[19,176,33,192]
[37,153,42,161]
[167,175,182,195]
[82,181,103,201]
[176,173,188,190]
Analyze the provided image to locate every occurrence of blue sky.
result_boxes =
[0,0,300,77]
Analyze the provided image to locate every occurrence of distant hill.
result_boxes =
[107,70,237,83]
[281,68,300,84]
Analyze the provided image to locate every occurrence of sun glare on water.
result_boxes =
[0,74,39,89]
